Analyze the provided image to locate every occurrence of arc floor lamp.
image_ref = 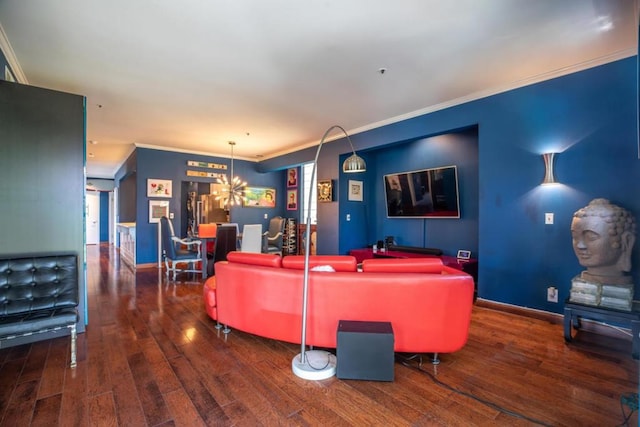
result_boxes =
[292,125,367,380]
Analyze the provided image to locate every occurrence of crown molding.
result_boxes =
[133,142,256,162]
[261,49,637,161]
[0,22,28,84]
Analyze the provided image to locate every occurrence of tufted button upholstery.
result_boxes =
[0,253,78,329]
[0,254,80,368]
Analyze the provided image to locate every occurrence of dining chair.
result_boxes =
[240,224,263,253]
[160,216,203,280]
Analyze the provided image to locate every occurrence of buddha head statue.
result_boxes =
[571,198,636,283]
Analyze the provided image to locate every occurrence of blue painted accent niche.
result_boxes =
[337,128,479,257]
[267,57,639,314]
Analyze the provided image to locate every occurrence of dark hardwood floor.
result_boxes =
[0,244,638,426]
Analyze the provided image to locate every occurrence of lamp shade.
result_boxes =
[343,153,367,173]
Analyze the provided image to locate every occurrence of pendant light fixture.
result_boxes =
[216,141,248,207]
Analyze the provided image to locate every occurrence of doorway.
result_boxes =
[86,191,100,245]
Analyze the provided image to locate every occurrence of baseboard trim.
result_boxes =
[136,262,159,269]
[475,298,633,341]
[475,299,563,324]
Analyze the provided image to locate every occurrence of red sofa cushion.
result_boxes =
[226,251,282,268]
[361,257,444,273]
[282,255,357,272]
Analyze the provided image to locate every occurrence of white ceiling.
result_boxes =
[0,0,637,178]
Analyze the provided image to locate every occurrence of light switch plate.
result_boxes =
[545,213,554,225]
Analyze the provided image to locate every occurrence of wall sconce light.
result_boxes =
[541,152,557,185]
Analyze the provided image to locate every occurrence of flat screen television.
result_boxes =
[384,165,460,218]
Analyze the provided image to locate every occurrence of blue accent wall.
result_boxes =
[123,57,638,314]
[337,128,479,256]
[116,148,287,265]
[261,57,640,314]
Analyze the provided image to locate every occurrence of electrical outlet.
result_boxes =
[264,213,268,219]
[169,212,174,219]
[346,214,351,221]
[547,286,558,303]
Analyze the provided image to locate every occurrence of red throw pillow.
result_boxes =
[282,255,357,272]
[361,258,443,273]
[226,251,282,268]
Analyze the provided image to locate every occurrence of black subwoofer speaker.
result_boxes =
[336,320,394,381]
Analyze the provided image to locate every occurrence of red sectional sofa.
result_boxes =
[203,251,474,357]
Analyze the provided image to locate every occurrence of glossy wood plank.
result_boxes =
[0,358,26,413]
[0,243,636,426]
[1,379,38,426]
[87,392,117,427]
[37,338,68,399]
[59,361,88,427]
[31,393,62,427]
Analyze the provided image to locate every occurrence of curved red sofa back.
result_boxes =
[212,253,474,354]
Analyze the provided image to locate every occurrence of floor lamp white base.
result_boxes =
[292,350,337,380]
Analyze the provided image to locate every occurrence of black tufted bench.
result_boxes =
[0,253,79,368]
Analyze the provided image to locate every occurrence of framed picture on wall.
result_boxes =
[149,200,169,223]
[287,189,298,210]
[147,178,172,198]
[287,167,298,188]
[318,180,333,202]
[348,180,363,202]
[243,186,276,208]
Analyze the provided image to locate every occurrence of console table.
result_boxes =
[564,300,640,359]
[117,222,136,270]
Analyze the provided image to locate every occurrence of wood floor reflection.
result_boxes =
[0,243,637,426]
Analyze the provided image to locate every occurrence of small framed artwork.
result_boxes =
[287,189,298,210]
[147,179,172,198]
[243,186,276,208]
[457,250,471,260]
[287,167,298,188]
[348,180,363,202]
[149,200,170,223]
[318,180,333,202]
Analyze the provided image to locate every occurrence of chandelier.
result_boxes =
[216,141,248,207]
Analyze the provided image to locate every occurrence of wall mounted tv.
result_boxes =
[384,165,460,218]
